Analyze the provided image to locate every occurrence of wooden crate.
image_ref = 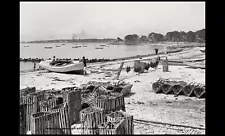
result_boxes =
[96,93,125,113]
[20,104,27,134]
[30,111,64,134]
[63,89,81,125]
[106,111,134,134]
[20,87,36,97]
[48,103,71,134]
[97,119,126,135]
[39,98,58,112]
[80,106,106,135]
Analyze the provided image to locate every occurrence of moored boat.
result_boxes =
[45,47,53,49]
[39,60,84,74]
[95,47,103,49]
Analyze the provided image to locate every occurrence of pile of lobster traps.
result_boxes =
[152,78,205,98]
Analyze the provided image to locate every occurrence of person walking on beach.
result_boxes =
[82,56,87,75]
[154,48,159,55]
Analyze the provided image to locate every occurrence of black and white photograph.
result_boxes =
[20,2,205,134]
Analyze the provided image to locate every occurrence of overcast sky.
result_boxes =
[20,2,205,41]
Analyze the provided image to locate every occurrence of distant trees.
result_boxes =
[139,35,148,42]
[148,32,164,42]
[124,34,140,45]
[25,29,205,44]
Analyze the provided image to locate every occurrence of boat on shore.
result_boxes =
[185,62,205,69]
[200,49,205,53]
[39,60,84,74]
[166,48,183,53]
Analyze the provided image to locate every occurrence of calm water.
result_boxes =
[20,42,166,72]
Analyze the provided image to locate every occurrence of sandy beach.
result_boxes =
[20,46,205,134]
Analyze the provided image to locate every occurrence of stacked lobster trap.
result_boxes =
[79,83,134,135]
[152,78,205,98]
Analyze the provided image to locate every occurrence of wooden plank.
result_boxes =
[116,62,124,80]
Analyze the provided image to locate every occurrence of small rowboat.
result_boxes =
[44,47,52,49]
[39,60,84,74]
[166,48,183,54]
[95,47,104,49]
[200,49,205,53]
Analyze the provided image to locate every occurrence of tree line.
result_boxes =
[21,28,205,44]
[123,28,205,44]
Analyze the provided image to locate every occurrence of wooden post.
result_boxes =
[116,62,124,80]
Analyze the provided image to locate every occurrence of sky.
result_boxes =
[20,2,205,41]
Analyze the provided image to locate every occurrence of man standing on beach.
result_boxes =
[82,56,87,75]
[154,48,159,55]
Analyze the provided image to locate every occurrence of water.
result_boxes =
[20,42,166,72]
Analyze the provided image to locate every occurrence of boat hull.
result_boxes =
[39,60,84,73]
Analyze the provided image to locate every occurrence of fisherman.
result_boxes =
[50,56,56,65]
[82,56,87,75]
[154,48,159,55]
[33,61,36,71]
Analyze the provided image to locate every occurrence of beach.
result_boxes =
[20,44,205,134]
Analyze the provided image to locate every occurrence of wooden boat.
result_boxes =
[95,47,103,49]
[200,49,205,53]
[45,47,52,49]
[39,60,84,73]
[166,48,183,53]
[185,62,205,69]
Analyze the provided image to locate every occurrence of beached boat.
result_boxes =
[166,48,183,53]
[45,47,52,49]
[39,60,84,73]
[200,49,205,53]
[95,47,104,49]
[185,62,205,69]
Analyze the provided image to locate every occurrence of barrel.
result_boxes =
[163,57,169,72]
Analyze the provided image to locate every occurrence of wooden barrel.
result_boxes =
[163,57,169,72]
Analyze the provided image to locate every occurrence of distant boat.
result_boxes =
[95,47,104,49]
[24,46,29,47]
[200,49,205,53]
[83,46,87,47]
[61,43,65,45]
[56,45,60,47]
[45,47,52,49]
[39,60,84,73]
[72,46,79,48]
[100,45,106,46]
